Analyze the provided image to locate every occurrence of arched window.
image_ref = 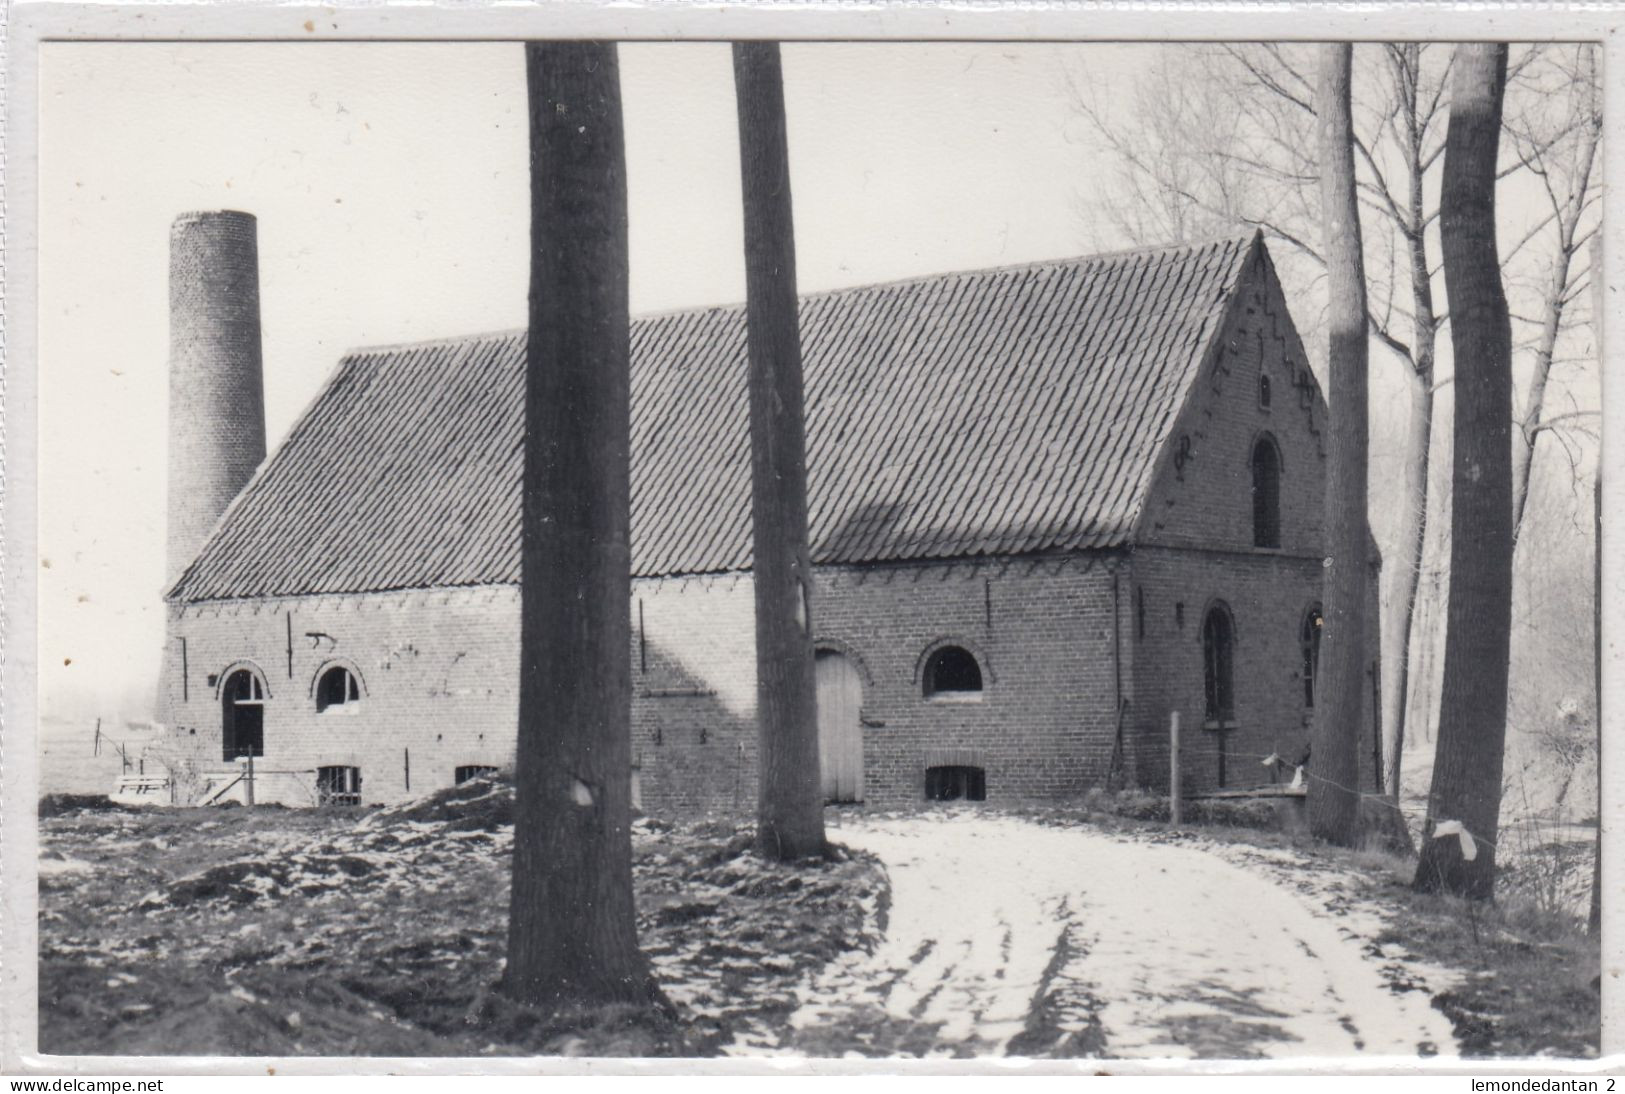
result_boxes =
[924,646,983,698]
[1251,436,1282,548]
[1301,605,1323,708]
[1202,604,1236,728]
[221,668,266,761]
[316,665,361,714]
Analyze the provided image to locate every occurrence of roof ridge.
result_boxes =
[331,235,1258,362]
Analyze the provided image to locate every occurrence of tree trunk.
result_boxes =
[1381,42,1441,799]
[733,42,826,862]
[1384,366,1433,797]
[1414,43,1514,900]
[1308,43,1369,848]
[1588,234,1603,936]
[503,41,661,1009]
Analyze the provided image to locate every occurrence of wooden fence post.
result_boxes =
[1170,710,1182,826]
[245,752,256,808]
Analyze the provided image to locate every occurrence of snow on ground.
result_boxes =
[754,812,1460,1060]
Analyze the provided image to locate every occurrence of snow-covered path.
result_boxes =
[753,813,1458,1059]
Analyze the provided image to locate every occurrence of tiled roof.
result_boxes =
[169,235,1260,602]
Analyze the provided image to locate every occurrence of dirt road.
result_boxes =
[745,812,1458,1059]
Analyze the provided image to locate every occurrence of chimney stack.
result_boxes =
[166,210,267,583]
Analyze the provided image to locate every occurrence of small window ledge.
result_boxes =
[1203,719,1239,732]
[927,692,985,704]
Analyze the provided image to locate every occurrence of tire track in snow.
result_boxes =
[763,813,1458,1059]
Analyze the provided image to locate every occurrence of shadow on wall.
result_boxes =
[633,638,759,819]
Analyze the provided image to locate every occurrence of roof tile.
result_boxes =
[170,236,1257,602]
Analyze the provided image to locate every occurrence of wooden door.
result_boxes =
[816,650,864,803]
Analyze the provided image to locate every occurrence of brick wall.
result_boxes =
[1125,248,1381,795]
[1138,246,1327,558]
[630,574,759,814]
[157,586,522,805]
[627,558,1129,811]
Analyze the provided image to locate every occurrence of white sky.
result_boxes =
[38,41,1152,722]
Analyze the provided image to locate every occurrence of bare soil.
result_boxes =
[37,780,883,1057]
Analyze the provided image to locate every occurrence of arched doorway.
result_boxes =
[815,649,864,803]
[221,668,266,761]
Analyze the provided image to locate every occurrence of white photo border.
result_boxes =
[3,2,1620,1077]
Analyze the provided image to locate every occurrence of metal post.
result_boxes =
[1169,710,1182,826]
[245,752,256,808]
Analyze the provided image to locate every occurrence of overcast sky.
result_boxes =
[39,41,1156,722]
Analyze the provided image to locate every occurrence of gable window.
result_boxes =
[316,765,362,806]
[924,646,983,698]
[1202,604,1236,728]
[1251,436,1282,548]
[1259,373,1272,409]
[316,665,361,714]
[1302,605,1323,708]
[221,668,266,761]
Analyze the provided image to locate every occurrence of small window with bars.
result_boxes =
[316,765,362,806]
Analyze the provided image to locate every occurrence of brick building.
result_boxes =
[156,231,1381,810]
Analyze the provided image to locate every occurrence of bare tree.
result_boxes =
[1414,43,1514,899]
[733,41,827,861]
[1506,44,1603,543]
[1074,43,1599,804]
[503,41,663,1009]
[1307,44,1370,847]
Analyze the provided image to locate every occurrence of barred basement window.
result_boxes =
[923,646,983,698]
[316,665,361,713]
[925,765,986,802]
[316,765,362,806]
[456,765,499,784]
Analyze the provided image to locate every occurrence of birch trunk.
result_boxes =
[1381,43,1442,797]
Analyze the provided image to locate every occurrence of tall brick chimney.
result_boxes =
[166,210,267,584]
